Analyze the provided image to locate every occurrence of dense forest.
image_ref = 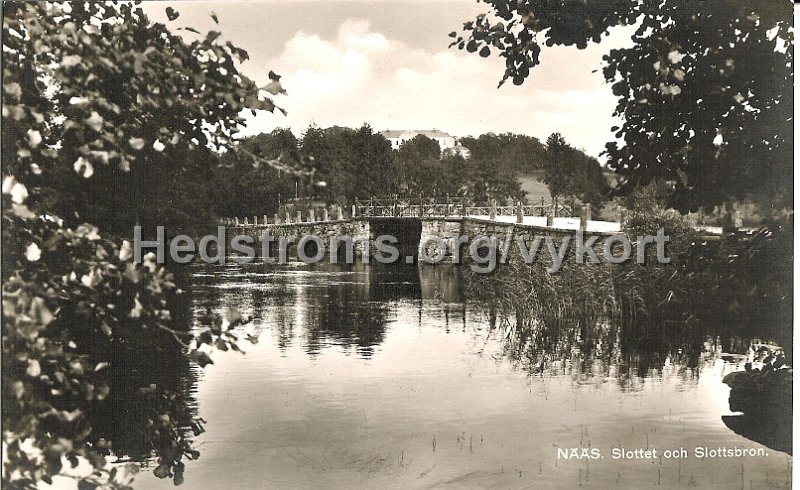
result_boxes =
[123,125,608,231]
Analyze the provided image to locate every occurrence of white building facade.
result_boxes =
[381,129,456,152]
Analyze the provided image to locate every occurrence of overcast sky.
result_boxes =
[144,1,634,157]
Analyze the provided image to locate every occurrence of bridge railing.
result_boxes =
[355,198,573,219]
[221,197,581,226]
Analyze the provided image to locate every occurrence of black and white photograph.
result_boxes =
[1,1,794,489]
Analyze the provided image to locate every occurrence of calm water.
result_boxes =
[136,262,791,489]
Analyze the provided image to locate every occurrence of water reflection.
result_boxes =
[134,261,790,488]
[194,261,786,385]
[88,286,200,485]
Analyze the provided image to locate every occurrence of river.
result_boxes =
[135,261,791,489]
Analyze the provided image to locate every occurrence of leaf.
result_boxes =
[12,203,36,219]
[25,243,41,261]
[153,464,171,479]
[165,6,179,21]
[73,157,94,178]
[3,178,28,203]
[189,350,214,368]
[119,240,133,261]
[61,54,81,67]
[262,80,285,95]
[26,129,42,148]
[128,297,143,318]
[128,137,146,150]
[26,359,41,377]
[85,111,104,131]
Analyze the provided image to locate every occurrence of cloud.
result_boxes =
[242,19,629,158]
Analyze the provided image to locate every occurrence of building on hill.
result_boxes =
[381,129,456,152]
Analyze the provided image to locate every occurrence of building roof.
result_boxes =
[381,129,454,139]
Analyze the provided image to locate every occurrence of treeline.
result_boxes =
[44,123,608,236]
[210,127,608,221]
[216,125,532,214]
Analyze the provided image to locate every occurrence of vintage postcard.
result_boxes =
[2,1,793,489]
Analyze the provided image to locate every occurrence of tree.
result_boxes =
[459,132,546,175]
[212,129,300,218]
[2,3,285,487]
[543,133,571,200]
[397,134,441,162]
[542,133,609,211]
[451,1,793,212]
[299,124,399,201]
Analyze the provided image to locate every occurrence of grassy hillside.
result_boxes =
[518,172,551,203]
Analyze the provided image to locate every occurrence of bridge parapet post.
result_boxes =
[337,206,344,221]
[235,217,239,226]
[351,205,356,218]
[490,199,497,220]
[263,215,268,225]
[547,206,554,227]
[274,214,280,225]
[323,207,329,221]
[296,210,302,223]
[285,212,291,224]
[309,209,316,222]
[244,217,249,225]
[579,205,588,229]
[516,202,524,224]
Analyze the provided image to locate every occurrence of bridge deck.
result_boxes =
[467,215,621,233]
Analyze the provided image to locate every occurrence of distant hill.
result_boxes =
[518,171,551,202]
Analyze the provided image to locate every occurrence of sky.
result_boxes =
[144,1,635,157]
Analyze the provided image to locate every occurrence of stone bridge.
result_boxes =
[226,210,623,264]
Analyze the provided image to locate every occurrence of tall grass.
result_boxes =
[462,212,793,362]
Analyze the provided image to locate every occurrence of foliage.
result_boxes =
[211,128,596,211]
[451,1,793,212]
[397,155,466,198]
[623,184,696,251]
[543,133,570,199]
[543,133,609,210]
[397,134,441,162]
[2,2,281,487]
[212,130,299,219]
[462,215,791,365]
[459,132,547,175]
[462,157,527,203]
[298,124,400,202]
